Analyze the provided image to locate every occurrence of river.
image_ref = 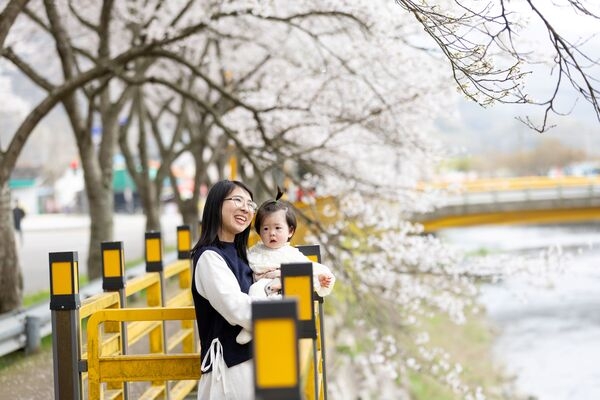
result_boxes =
[439,224,600,400]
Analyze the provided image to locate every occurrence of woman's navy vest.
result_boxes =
[191,242,253,371]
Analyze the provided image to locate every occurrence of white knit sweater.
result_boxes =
[247,243,335,297]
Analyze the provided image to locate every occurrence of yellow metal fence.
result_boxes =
[420,175,600,193]
[50,225,327,400]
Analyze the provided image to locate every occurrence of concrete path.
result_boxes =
[17,212,183,295]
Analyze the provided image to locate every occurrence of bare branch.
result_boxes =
[0,0,29,49]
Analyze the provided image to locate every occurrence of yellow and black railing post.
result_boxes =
[297,244,329,400]
[102,241,126,292]
[145,230,166,309]
[177,225,191,259]
[49,251,82,400]
[144,230,167,391]
[253,299,300,400]
[282,263,319,399]
[101,241,129,399]
[281,263,316,339]
[145,231,163,272]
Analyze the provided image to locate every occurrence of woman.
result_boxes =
[191,180,258,400]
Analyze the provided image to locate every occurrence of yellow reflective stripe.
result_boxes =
[255,318,297,387]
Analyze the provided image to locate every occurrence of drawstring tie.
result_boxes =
[201,338,231,397]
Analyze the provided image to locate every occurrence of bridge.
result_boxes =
[414,176,600,232]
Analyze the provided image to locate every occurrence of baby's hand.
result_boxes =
[318,274,332,288]
[255,268,280,280]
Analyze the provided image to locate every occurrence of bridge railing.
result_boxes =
[416,176,600,231]
[51,225,327,400]
[420,175,600,193]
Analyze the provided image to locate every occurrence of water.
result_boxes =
[440,224,600,400]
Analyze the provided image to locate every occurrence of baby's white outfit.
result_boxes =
[237,243,335,344]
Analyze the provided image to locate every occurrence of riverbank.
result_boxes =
[408,305,521,400]
[443,223,600,400]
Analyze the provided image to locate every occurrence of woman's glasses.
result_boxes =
[224,196,258,212]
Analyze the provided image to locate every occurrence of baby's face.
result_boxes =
[259,210,293,249]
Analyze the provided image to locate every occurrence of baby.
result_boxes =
[237,189,335,344]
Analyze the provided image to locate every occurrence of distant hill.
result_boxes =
[434,97,600,158]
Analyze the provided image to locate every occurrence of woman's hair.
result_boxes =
[191,180,254,262]
[254,187,297,241]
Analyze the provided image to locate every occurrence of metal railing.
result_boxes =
[50,227,195,400]
[0,258,171,358]
[46,227,327,400]
[416,176,600,231]
[419,175,600,193]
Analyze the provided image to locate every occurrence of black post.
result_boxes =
[49,251,82,400]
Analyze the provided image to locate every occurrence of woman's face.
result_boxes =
[219,186,254,242]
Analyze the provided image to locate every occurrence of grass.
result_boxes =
[326,268,509,399]
[22,291,51,308]
[0,335,53,372]
[467,247,492,257]
[409,370,456,400]
[408,307,508,400]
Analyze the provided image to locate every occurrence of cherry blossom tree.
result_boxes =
[1,0,249,281]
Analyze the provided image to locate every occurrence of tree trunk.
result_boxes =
[78,132,114,281]
[0,182,22,313]
[139,181,161,232]
[180,198,200,242]
[85,178,114,280]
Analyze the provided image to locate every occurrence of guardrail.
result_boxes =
[0,256,175,358]
[50,227,195,399]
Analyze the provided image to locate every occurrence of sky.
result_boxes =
[433,1,600,159]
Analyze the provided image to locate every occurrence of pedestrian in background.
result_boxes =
[12,199,26,245]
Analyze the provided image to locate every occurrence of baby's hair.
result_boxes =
[254,186,297,241]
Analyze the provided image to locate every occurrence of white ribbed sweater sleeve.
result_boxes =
[194,250,252,331]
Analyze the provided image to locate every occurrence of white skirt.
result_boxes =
[197,338,253,400]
